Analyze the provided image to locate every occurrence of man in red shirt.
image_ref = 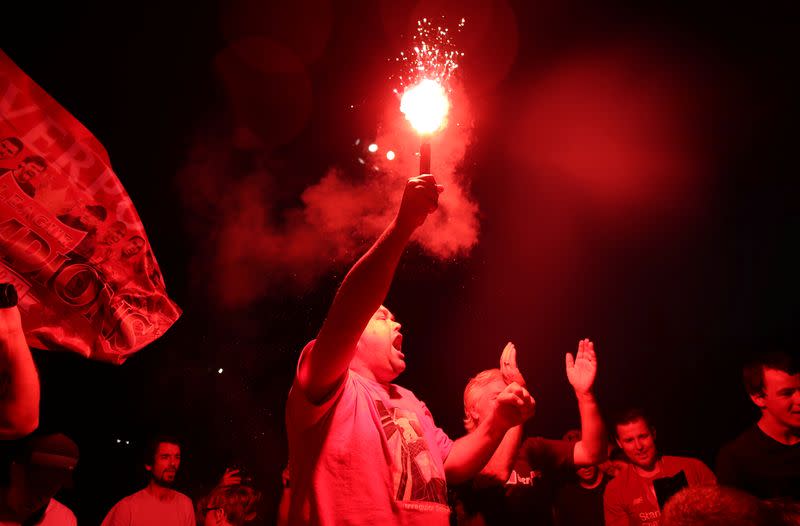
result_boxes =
[604,409,716,526]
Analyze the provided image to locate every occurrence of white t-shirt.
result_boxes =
[0,499,77,526]
[100,488,194,526]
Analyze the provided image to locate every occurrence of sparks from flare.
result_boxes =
[394,17,465,135]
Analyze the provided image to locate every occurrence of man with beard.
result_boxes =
[716,351,800,500]
[603,409,716,526]
[100,436,194,526]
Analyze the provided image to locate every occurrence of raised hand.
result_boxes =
[500,342,526,387]
[218,467,242,487]
[491,382,535,431]
[566,338,597,395]
[396,175,444,231]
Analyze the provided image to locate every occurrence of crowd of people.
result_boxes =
[281,175,799,526]
[0,174,798,525]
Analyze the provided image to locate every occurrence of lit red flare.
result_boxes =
[400,79,450,135]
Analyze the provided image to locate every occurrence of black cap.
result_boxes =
[0,283,19,308]
[16,432,80,489]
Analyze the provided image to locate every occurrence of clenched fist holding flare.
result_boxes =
[396,175,445,231]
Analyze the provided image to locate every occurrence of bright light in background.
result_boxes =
[386,150,396,160]
[368,143,378,153]
[400,79,450,134]
[218,368,224,374]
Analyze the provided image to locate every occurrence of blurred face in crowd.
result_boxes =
[576,464,599,484]
[122,236,145,258]
[0,139,21,160]
[616,418,658,471]
[469,378,507,426]
[752,368,800,432]
[14,160,45,184]
[3,464,70,521]
[147,442,181,487]
[102,222,127,244]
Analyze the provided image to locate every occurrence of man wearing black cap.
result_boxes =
[0,432,79,525]
[0,283,40,439]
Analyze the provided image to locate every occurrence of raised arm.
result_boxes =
[446,381,535,484]
[567,338,606,465]
[477,343,532,483]
[0,284,40,439]
[297,176,443,403]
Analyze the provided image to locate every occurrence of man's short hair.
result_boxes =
[22,155,46,168]
[200,485,261,526]
[662,485,771,526]
[610,408,653,438]
[144,435,181,466]
[1,137,23,152]
[463,369,503,432]
[743,351,799,396]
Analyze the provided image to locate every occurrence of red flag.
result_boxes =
[0,50,181,364]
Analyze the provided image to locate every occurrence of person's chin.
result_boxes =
[391,360,406,376]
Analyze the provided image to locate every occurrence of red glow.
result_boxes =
[507,45,716,223]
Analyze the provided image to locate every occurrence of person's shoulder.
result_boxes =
[47,499,77,523]
[520,435,544,449]
[520,435,567,453]
[603,465,630,496]
[122,488,149,503]
[171,489,194,507]
[724,424,761,449]
[664,455,711,472]
[389,382,419,401]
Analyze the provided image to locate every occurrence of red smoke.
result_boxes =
[179,85,477,309]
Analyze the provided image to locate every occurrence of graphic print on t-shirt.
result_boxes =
[375,400,448,505]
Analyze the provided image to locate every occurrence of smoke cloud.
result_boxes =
[178,80,478,308]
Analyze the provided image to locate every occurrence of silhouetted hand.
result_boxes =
[396,175,444,231]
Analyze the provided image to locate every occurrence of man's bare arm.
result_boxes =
[446,382,534,484]
[0,285,39,438]
[478,343,532,482]
[298,176,443,403]
[567,339,607,465]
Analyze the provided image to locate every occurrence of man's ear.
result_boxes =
[750,391,767,409]
[469,409,481,427]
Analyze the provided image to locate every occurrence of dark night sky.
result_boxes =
[1,0,797,523]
